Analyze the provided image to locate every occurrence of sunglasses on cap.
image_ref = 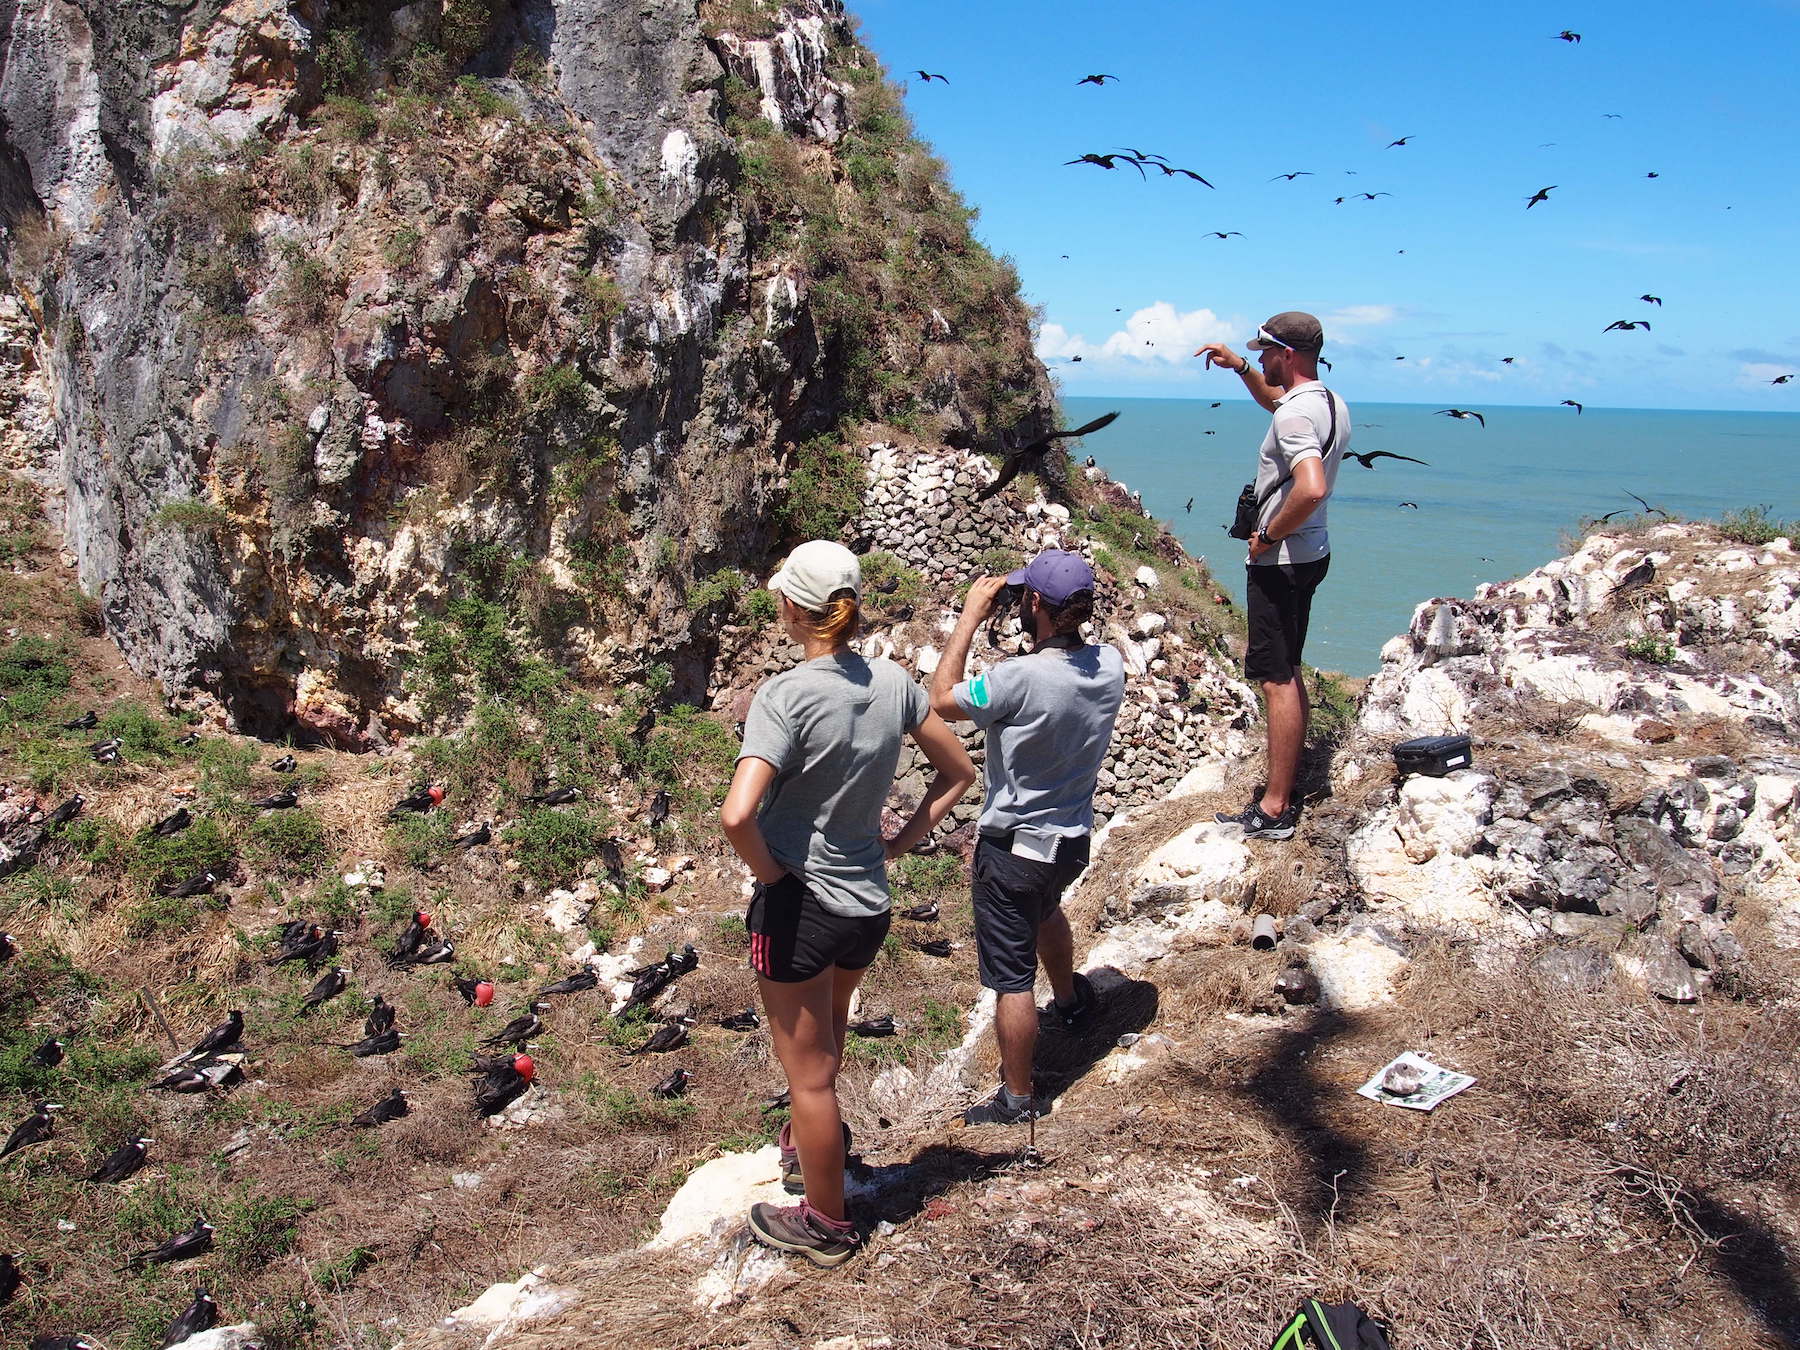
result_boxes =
[1250,325,1295,352]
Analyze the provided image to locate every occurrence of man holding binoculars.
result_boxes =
[930,550,1125,1124]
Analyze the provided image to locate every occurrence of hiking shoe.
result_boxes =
[747,1200,859,1267]
[963,1087,1048,1126]
[1215,801,1300,840]
[777,1119,853,1195]
[1049,970,1098,1031]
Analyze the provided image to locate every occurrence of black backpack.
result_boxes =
[1269,1299,1391,1350]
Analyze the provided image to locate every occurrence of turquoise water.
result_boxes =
[1063,396,1800,676]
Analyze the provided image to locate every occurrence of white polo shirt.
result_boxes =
[1251,379,1349,567]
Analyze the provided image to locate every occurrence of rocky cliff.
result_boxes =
[0,0,1052,746]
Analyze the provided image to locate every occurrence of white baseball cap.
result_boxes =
[767,540,862,611]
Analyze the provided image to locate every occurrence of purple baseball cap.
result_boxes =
[1007,549,1096,605]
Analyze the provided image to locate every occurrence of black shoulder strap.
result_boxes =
[1255,386,1337,510]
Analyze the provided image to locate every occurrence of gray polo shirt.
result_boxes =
[953,642,1125,840]
[1252,380,1349,567]
[737,653,928,918]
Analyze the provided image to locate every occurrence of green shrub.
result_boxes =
[505,804,611,887]
[0,471,42,563]
[860,551,924,607]
[577,271,625,324]
[124,891,208,940]
[382,225,425,271]
[98,700,182,758]
[779,435,864,541]
[1624,635,1678,665]
[451,75,517,121]
[690,567,747,612]
[1717,505,1794,547]
[635,704,738,807]
[150,498,229,534]
[318,94,380,142]
[249,807,329,873]
[129,817,234,891]
[525,363,586,414]
[0,635,72,727]
[217,1190,310,1269]
[746,588,778,622]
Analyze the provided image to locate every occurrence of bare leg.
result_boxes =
[994,991,1038,1098]
[759,968,856,1221]
[1037,907,1075,1005]
[1259,668,1307,816]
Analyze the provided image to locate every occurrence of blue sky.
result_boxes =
[847,0,1800,411]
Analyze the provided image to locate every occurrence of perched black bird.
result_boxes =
[453,821,491,848]
[0,1250,19,1306]
[148,807,192,837]
[473,1054,535,1116]
[536,970,597,997]
[629,1020,689,1056]
[525,786,581,806]
[280,926,339,971]
[88,1136,153,1184]
[46,795,84,827]
[1269,171,1312,181]
[620,945,699,1014]
[1640,294,1662,305]
[454,974,495,1007]
[161,1289,218,1349]
[148,1066,213,1094]
[158,868,220,899]
[60,711,97,730]
[646,789,671,830]
[900,902,940,923]
[404,937,456,967]
[719,1008,759,1032]
[1553,29,1581,42]
[1603,319,1650,332]
[917,939,953,958]
[386,910,432,966]
[342,1027,402,1057]
[978,410,1121,502]
[1561,399,1585,414]
[849,1014,896,1038]
[299,967,348,1014]
[1075,73,1118,85]
[31,1337,99,1350]
[652,1068,690,1099]
[1435,408,1486,427]
[482,1005,546,1049]
[173,730,201,747]
[249,788,297,810]
[1525,185,1557,208]
[364,994,396,1037]
[600,837,627,888]
[912,69,948,83]
[1612,557,1657,597]
[270,754,297,773]
[0,932,14,963]
[1345,450,1430,469]
[178,1010,243,1063]
[762,1088,792,1113]
[388,784,443,816]
[349,1087,409,1129]
[126,1218,214,1268]
[30,1036,65,1068]
[269,919,315,959]
[1,1102,60,1157]
[90,738,122,763]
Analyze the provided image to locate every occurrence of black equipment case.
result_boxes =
[1392,734,1473,777]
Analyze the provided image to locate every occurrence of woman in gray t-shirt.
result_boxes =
[721,540,974,1264]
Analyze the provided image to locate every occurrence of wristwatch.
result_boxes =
[1255,527,1276,548]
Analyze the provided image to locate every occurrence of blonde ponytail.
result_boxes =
[806,591,861,644]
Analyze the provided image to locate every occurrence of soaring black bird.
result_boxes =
[473,1053,535,1116]
[1076,73,1118,85]
[88,1136,153,1184]
[1553,29,1581,42]
[537,970,597,998]
[453,821,491,848]
[1185,497,1195,512]
[1772,374,1797,385]
[1148,161,1213,186]
[652,1068,690,1099]
[30,1036,65,1068]
[0,1250,19,1306]
[629,1019,690,1056]
[1526,185,1557,208]
[126,1218,214,1268]
[269,754,296,773]
[1385,135,1414,148]
[158,868,221,898]
[148,807,191,837]
[1354,192,1393,200]
[1201,231,1243,239]
[1502,356,1517,363]
[1,1102,60,1158]
[849,1014,896,1038]
[386,910,432,966]
[1435,408,1486,427]
[299,967,347,1014]
[160,1289,218,1349]
[178,1011,243,1063]
[364,995,396,1037]
[46,795,84,827]
[719,1008,759,1032]
[1065,152,1144,176]
[1561,399,1585,414]
[1644,171,1659,178]
[60,711,97,730]
[525,786,581,806]
[1640,294,1662,305]
[1603,319,1650,332]
[482,1005,547,1049]
[342,1027,402,1057]
[646,789,671,830]
[978,410,1120,502]
[248,788,297,810]
[1398,501,1420,510]
[912,70,948,83]
[348,1087,409,1128]
[1345,450,1430,469]
[1269,171,1312,181]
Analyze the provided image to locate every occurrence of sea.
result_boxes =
[1061,396,1800,677]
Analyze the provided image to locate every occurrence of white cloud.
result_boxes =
[1035,303,1238,371]
[1323,303,1401,329]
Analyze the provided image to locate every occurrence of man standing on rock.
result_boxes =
[1194,312,1348,840]
[930,550,1125,1124]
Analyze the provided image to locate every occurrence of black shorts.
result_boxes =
[746,872,890,983]
[1245,555,1330,683]
[971,833,1091,994]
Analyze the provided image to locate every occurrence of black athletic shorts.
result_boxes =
[971,832,1092,994]
[746,872,890,984]
[1244,555,1331,683]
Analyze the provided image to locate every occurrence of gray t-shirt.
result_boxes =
[953,642,1126,839]
[1252,380,1348,567]
[737,653,929,918]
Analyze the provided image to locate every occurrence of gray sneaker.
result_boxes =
[963,1087,1048,1126]
[1216,801,1300,840]
[748,1201,859,1267]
